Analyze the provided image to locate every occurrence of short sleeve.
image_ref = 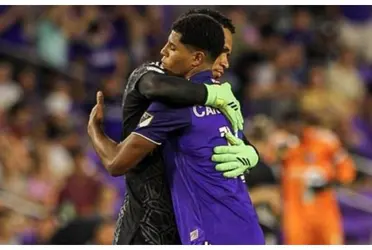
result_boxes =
[133,102,191,145]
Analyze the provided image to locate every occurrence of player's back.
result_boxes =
[115,62,180,245]
[162,71,264,245]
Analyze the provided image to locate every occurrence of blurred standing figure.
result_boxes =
[280,111,356,245]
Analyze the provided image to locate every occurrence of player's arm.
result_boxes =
[137,69,243,133]
[111,101,190,175]
[317,135,356,189]
[332,142,356,186]
[138,70,207,105]
[87,92,153,175]
[310,135,356,192]
[88,91,190,176]
[88,124,156,176]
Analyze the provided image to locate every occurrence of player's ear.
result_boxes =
[191,51,205,67]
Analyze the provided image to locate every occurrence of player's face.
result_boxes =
[212,28,233,79]
[160,31,204,77]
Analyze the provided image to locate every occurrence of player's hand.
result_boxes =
[212,132,259,178]
[204,82,243,134]
[88,91,105,131]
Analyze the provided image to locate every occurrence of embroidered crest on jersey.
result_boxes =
[138,112,154,128]
[190,229,199,241]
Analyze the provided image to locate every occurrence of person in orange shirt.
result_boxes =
[280,111,356,245]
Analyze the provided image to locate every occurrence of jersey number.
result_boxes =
[219,126,231,146]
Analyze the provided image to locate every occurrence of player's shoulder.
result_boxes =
[131,61,165,77]
[126,61,165,92]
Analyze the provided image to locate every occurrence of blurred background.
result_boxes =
[0,5,372,245]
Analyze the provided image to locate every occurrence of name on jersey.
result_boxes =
[193,106,221,118]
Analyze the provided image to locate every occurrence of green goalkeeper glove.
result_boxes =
[205,82,244,133]
[212,132,259,178]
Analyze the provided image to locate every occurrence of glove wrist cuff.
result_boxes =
[204,84,217,106]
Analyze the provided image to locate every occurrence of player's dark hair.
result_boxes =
[171,14,224,61]
[184,8,236,34]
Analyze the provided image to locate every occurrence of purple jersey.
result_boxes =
[134,71,264,245]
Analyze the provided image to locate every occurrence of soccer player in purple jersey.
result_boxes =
[133,15,265,245]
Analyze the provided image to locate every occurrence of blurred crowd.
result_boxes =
[1,5,372,245]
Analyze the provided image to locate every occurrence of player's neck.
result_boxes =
[185,64,212,80]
